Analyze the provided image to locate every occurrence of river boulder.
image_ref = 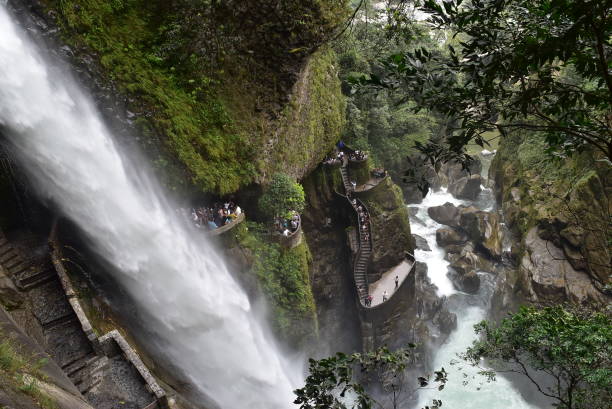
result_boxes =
[427,202,461,227]
[448,174,482,200]
[436,228,467,247]
[412,234,431,252]
[459,208,503,259]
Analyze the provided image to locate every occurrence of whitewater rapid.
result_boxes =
[0,5,298,408]
[410,185,539,408]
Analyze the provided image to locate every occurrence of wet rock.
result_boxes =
[0,265,22,309]
[436,228,467,247]
[456,270,481,294]
[432,307,457,335]
[412,234,431,252]
[454,245,494,273]
[408,207,419,217]
[459,208,503,259]
[427,202,461,227]
[440,158,482,186]
[448,174,482,200]
[520,228,607,304]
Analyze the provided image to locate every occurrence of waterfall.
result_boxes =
[410,181,540,407]
[0,5,298,409]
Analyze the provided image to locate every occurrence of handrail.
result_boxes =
[339,160,374,306]
[208,212,245,236]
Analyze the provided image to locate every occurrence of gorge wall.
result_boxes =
[490,130,611,317]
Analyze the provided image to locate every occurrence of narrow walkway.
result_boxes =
[368,260,412,307]
[0,228,159,409]
[0,230,105,395]
[354,176,386,193]
[337,158,416,308]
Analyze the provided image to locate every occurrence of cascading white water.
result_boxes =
[0,6,298,408]
[410,173,539,408]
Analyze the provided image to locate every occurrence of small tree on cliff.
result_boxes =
[258,173,305,220]
[461,305,612,409]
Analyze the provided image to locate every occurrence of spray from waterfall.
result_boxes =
[0,5,299,408]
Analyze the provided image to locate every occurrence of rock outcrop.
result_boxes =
[427,202,461,227]
[413,234,431,252]
[448,174,482,200]
[490,130,611,309]
[436,228,467,247]
[519,228,607,305]
[459,207,503,259]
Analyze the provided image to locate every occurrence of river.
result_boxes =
[410,175,540,409]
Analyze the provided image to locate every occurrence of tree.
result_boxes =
[352,0,612,166]
[461,305,612,409]
[258,173,305,220]
[294,346,447,409]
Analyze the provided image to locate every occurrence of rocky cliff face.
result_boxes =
[490,130,611,310]
[9,0,347,195]
[358,177,415,281]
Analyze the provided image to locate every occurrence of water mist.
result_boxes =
[0,5,298,408]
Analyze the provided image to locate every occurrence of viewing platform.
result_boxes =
[208,212,245,236]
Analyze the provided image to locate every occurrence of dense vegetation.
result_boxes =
[0,332,56,409]
[259,173,306,220]
[334,2,444,181]
[233,222,318,349]
[354,0,612,167]
[463,306,611,409]
[46,0,349,194]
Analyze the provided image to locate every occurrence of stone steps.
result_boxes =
[66,354,109,394]
[15,264,56,290]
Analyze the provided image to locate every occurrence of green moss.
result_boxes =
[48,0,255,194]
[234,222,318,348]
[269,47,346,176]
[45,1,348,194]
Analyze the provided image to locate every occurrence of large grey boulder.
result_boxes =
[440,158,483,186]
[428,202,461,227]
[412,234,431,252]
[436,228,467,247]
[448,174,482,200]
[459,208,503,259]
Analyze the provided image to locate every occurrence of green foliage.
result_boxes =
[462,305,612,409]
[294,346,447,409]
[258,173,306,220]
[334,4,442,182]
[270,47,347,175]
[51,0,255,194]
[234,223,317,347]
[354,0,612,164]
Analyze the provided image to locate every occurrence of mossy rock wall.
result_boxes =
[40,0,346,195]
[222,222,318,349]
[490,130,611,304]
[348,158,371,186]
[359,177,414,281]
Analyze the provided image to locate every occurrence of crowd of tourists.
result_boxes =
[274,211,300,236]
[177,201,242,230]
[322,142,369,166]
